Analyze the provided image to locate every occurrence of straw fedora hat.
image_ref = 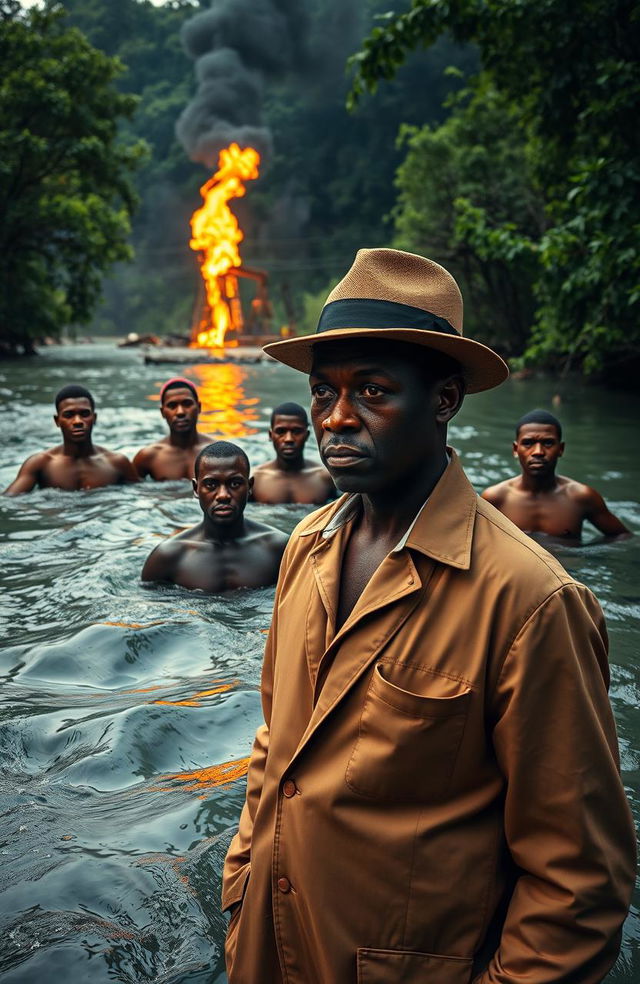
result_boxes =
[263,248,508,393]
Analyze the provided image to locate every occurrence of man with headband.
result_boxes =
[222,249,635,983]
[134,377,212,480]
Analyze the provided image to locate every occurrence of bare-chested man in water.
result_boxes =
[133,377,212,480]
[482,409,630,541]
[251,402,335,504]
[4,384,138,495]
[141,441,288,592]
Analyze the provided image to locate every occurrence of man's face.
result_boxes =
[309,340,448,494]
[513,423,564,476]
[161,387,200,434]
[269,414,309,461]
[193,455,253,524]
[54,398,96,442]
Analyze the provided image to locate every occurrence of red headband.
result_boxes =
[160,377,198,402]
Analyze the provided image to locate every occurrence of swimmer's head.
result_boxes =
[193,441,253,524]
[160,377,198,404]
[269,402,310,461]
[55,384,95,411]
[515,409,562,440]
[194,441,250,480]
[54,385,97,442]
[513,410,564,476]
[160,378,200,433]
[270,402,308,427]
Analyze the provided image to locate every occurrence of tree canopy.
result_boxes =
[350,0,640,376]
[0,0,144,354]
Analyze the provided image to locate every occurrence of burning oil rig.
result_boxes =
[189,142,274,349]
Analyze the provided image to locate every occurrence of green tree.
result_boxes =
[393,78,542,353]
[349,0,640,376]
[0,1,145,354]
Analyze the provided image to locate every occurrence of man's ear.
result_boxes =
[192,479,198,497]
[435,376,465,423]
[53,414,60,429]
[512,440,518,457]
[558,442,565,458]
[248,476,255,493]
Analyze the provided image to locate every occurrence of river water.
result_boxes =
[0,344,638,983]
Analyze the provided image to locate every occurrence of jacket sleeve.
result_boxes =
[221,541,288,912]
[477,582,636,983]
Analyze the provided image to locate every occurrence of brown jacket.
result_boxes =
[223,451,635,983]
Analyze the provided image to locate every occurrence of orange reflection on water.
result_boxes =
[153,681,236,707]
[100,620,167,630]
[189,362,259,438]
[151,756,250,798]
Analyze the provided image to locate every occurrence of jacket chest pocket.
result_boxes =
[346,662,471,802]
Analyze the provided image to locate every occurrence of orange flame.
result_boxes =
[190,142,260,348]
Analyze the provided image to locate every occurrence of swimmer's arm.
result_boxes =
[481,483,507,507]
[249,467,271,502]
[3,453,45,495]
[270,530,289,564]
[132,447,153,479]
[581,487,631,538]
[113,453,140,484]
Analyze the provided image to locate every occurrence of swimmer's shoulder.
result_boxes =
[252,459,277,476]
[245,516,289,552]
[95,445,138,482]
[481,476,518,505]
[141,527,195,581]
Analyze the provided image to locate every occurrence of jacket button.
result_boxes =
[282,779,297,798]
[277,877,291,893]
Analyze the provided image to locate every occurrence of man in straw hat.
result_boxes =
[222,249,635,983]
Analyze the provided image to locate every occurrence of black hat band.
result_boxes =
[317,298,458,336]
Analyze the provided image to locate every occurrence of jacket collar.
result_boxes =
[298,448,476,570]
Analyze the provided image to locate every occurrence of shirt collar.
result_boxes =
[299,448,476,570]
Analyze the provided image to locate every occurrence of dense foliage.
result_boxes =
[393,77,542,354]
[0,0,144,354]
[349,0,640,375]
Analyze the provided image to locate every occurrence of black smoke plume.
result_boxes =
[176,0,362,169]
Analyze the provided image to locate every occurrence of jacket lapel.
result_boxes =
[291,548,435,764]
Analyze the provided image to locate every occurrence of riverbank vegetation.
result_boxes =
[350,0,640,378]
[0,1,144,356]
[1,0,637,379]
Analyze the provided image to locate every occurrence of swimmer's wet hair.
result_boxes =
[55,384,95,411]
[194,441,250,479]
[160,377,198,403]
[515,409,562,439]
[270,402,308,426]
